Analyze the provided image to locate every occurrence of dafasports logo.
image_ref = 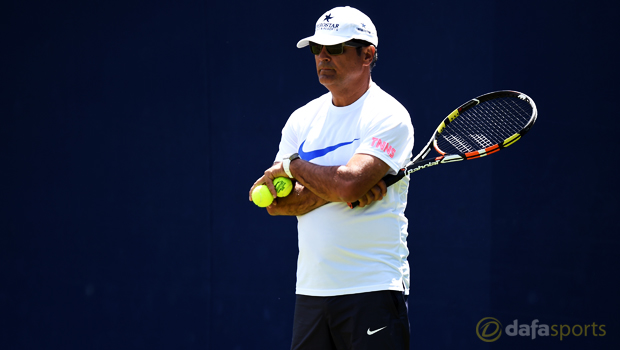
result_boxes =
[476,318,502,342]
[476,318,607,342]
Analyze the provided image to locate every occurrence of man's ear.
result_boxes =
[364,46,376,65]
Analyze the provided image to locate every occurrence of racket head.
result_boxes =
[432,90,537,160]
[351,90,538,209]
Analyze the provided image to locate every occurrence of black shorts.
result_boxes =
[291,290,410,350]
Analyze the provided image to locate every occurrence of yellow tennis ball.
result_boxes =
[273,177,293,197]
[252,185,274,207]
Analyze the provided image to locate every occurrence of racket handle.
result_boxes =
[348,169,406,209]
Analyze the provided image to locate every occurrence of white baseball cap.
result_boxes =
[296,6,378,48]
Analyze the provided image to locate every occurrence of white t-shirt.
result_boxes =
[275,83,414,297]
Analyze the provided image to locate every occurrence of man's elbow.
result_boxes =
[337,184,367,203]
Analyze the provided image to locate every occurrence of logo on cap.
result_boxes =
[317,13,340,31]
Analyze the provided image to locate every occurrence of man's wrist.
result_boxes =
[283,153,300,178]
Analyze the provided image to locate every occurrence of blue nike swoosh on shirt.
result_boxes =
[298,139,359,161]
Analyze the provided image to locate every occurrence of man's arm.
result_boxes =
[249,153,389,205]
[289,153,390,203]
[265,181,329,216]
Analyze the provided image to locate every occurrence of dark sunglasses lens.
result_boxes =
[309,43,344,55]
[310,44,322,55]
[325,44,343,55]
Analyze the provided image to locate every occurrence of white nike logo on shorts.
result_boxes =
[367,326,387,335]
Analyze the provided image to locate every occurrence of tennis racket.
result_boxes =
[349,90,538,208]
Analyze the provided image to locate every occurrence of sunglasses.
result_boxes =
[309,41,368,55]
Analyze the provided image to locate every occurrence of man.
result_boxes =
[248,6,414,350]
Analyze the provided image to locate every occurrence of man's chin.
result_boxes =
[318,75,337,86]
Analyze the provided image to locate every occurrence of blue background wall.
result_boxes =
[2,0,619,349]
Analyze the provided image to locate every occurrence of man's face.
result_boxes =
[314,44,369,88]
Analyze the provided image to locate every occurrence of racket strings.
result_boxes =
[436,97,533,154]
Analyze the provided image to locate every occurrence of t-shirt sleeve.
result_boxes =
[274,112,300,163]
[355,111,414,175]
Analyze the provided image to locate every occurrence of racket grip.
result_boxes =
[348,169,406,209]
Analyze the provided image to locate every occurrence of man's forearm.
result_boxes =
[289,155,389,203]
[266,182,329,216]
[289,160,345,202]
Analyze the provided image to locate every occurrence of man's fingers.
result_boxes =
[249,173,277,201]
[358,192,372,208]
[249,177,265,201]
[370,185,382,201]
[264,179,277,198]
[357,182,387,207]
[378,180,387,197]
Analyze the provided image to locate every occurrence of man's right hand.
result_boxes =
[354,179,387,208]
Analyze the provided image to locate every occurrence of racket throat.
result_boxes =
[406,157,444,175]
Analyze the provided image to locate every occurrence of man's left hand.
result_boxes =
[248,161,289,201]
